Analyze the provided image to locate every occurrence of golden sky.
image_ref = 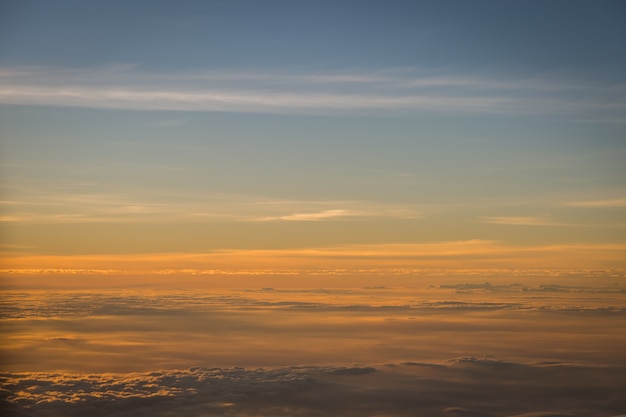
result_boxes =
[2,2,626,416]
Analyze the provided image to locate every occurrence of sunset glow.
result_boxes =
[1,1,625,416]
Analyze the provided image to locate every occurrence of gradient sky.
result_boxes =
[3,5,626,416]
[1,0,625,272]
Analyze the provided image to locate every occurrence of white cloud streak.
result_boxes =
[1,66,623,117]
[0,84,512,113]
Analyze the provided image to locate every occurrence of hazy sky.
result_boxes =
[1,0,625,271]
[2,4,626,415]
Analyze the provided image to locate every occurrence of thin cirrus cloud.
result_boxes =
[565,197,626,208]
[0,84,513,113]
[3,241,626,273]
[254,207,420,222]
[479,216,565,226]
[0,185,421,223]
[0,189,181,223]
[266,209,358,221]
[1,66,623,116]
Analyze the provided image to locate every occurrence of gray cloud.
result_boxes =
[437,282,626,294]
[2,361,625,417]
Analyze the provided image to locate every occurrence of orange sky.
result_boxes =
[3,241,625,279]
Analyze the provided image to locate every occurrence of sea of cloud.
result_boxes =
[1,274,625,416]
[2,360,625,417]
[3,280,625,319]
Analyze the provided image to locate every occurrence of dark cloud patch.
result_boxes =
[2,361,625,417]
[250,288,358,295]
[447,356,526,368]
[0,366,316,417]
[507,413,581,417]
[399,361,447,369]
[437,282,626,294]
[444,407,493,417]
[322,366,376,376]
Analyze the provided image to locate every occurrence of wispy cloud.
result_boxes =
[565,197,626,208]
[479,216,565,226]
[254,206,420,222]
[0,84,511,113]
[3,241,626,272]
[268,209,357,221]
[1,66,623,117]
[0,188,184,223]
[0,183,421,223]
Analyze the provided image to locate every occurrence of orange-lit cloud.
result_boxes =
[2,240,625,275]
[479,216,565,226]
[259,209,360,221]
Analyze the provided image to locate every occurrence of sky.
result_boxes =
[2,3,626,416]
[1,0,626,271]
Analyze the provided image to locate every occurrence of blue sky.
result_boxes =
[2,0,625,76]
[1,0,625,267]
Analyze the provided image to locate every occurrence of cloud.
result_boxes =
[0,185,421,224]
[2,361,625,417]
[447,357,527,367]
[0,186,191,224]
[1,66,623,117]
[3,281,625,321]
[0,244,35,251]
[479,216,564,226]
[437,282,626,295]
[250,202,421,222]
[565,198,626,208]
[0,84,511,114]
[2,280,625,417]
[321,366,377,376]
[264,209,358,222]
[3,241,626,274]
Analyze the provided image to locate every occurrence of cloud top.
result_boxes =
[2,361,625,417]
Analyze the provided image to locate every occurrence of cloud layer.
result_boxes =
[2,281,625,374]
[2,275,626,416]
[4,241,626,273]
[2,361,625,417]
[2,281,626,319]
